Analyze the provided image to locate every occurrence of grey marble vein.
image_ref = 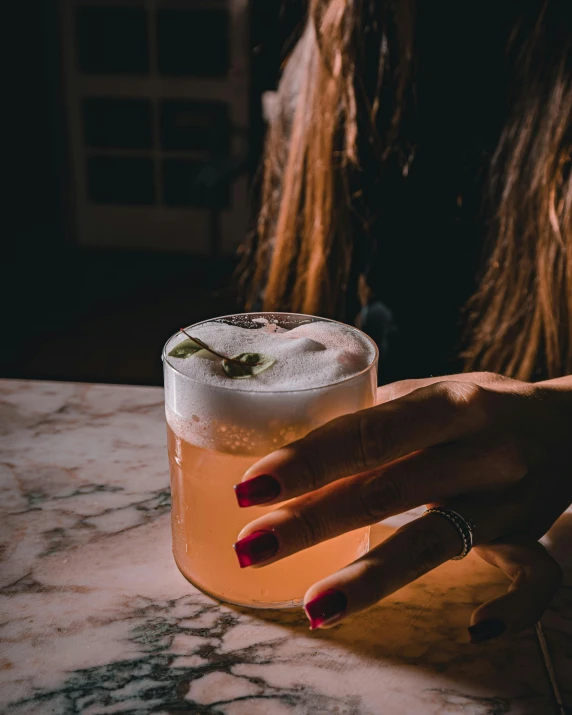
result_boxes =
[0,379,570,715]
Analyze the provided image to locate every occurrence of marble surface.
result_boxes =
[0,379,570,715]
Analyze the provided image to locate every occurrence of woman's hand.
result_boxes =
[233,372,572,642]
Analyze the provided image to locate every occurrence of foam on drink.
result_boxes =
[164,318,377,454]
[165,320,374,390]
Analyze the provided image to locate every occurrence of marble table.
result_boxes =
[0,379,570,715]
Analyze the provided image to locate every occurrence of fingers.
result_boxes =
[234,441,526,567]
[300,493,527,629]
[236,381,490,506]
[302,510,467,629]
[301,528,563,637]
[469,539,563,643]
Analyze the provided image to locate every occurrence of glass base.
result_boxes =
[174,555,303,610]
[173,527,370,610]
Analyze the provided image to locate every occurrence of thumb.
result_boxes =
[469,538,562,644]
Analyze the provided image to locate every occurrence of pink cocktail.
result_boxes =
[163,313,378,608]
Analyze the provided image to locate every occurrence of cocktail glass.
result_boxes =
[163,312,378,608]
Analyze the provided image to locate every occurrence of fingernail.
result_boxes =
[305,589,348,630]
[468,618,506,644]
[234,475,281,507]
[234,530,279,568]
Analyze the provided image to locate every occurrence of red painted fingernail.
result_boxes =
[234,475,281,507]
[234,530,279,568]
[304,589,348,630]
[468,619,506,644]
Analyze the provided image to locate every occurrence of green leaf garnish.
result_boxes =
[168,338,203,359]
[222,352,276,379]
[169,329,276,379]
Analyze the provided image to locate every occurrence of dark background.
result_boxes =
[3,0,304,386]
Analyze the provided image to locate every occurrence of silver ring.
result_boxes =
[423,507,475,560]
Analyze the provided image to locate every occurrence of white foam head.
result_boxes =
[163,314,378,455]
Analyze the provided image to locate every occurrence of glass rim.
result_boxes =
[162,311,379,395]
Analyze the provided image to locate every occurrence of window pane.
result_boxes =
[162,160,230,208]
[76,7,149,74]
[87,157,155,204]
[157,9,228,77]
[160,100,229,154]
[83,98,153,149]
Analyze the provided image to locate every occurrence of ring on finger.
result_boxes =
[423,507,475,560]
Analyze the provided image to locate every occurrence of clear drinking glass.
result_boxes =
[163,312,379,609]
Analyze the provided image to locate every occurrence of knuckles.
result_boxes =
[292,441,329,494]
[352,381,499,475]
[397,521,451,576]
[432,381,494,430]
[281,505,322,551]
[354,406,399,471]
[358,470,410,522]
[435,380,485,408]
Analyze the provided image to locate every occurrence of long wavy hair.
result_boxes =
[239,0,572,380]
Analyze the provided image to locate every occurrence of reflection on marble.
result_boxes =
[0,379,570,715]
